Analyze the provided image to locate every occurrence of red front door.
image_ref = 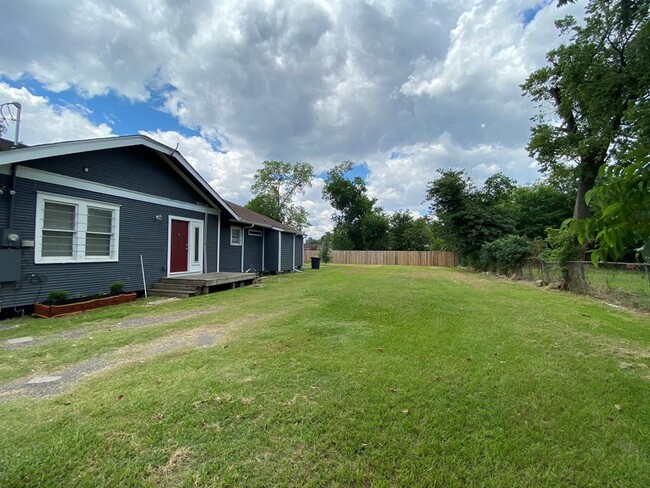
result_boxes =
[170,219,189,273]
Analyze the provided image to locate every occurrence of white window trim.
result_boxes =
[35,192,120,264]
[248,229,263,237]
[230,226,243,246]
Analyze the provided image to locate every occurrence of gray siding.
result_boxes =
[243,227,264,273]
[21,147,211,205]
[219,219,242,272]
[206,214,219,273]
[294,235,303,268]
[281,233,294,271]
[0,173,9,227]
[0,175,216,309]
[264,229,279,273]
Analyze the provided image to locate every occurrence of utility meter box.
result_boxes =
[1,229,22,248]
[0,248,22,282]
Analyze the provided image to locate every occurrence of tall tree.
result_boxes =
[322,161,389,250]
[522,0,650,219]
[425,169,515,263]
[246,160,314,230]
[389,211,436,251]
[571,150,650,263]
[512,182,575,239]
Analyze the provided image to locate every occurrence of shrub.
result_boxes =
[479,235,532,273]
[538,227,583,265]
[110,282,125,294]
[320,238,332,264]
[47,290,69,304]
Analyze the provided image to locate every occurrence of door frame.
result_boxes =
[167,216,204,276]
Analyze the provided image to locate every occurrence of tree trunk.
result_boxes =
[573,154,603,219]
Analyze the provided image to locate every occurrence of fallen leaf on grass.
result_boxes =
[377,348,384,353]
[402,409,410,415]
[153,413,165,421]
[389,388,398,394]
[614,404,622,411]
[117,394,124,401]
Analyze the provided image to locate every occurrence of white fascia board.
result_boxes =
[15,166,220,215]
[226,218,297,234]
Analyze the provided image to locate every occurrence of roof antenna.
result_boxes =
[171,142,179,157]
[0,101,22,147]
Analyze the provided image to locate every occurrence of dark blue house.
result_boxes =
[0,135,304,311]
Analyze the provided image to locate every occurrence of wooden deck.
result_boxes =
[164,272,257,287]
[148,272,258,298]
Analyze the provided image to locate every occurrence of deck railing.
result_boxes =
[303,250,459,267]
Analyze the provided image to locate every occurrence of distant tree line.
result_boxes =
[318,0,649,270]
[248,1,648,270]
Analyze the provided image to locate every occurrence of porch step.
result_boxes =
[150,282,201,293]
[148,281,202,299]
[147,288,198,298]
[159,277,209,286]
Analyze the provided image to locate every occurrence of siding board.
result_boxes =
[0,172,215,309]
[280,233,293,271]
[219,219,242,272]
[243,227,264,273]
[20,147,210,205]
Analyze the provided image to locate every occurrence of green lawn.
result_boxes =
[1,265,649,487]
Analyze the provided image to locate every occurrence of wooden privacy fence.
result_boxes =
[304,250,459,267]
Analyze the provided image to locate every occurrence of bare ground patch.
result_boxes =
[0,313,274,401]
[3,305,226,350]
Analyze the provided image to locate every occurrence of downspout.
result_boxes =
[262,230,265,271]
[277,232,282,272]
[203,211,208,273]
[216,213,221,272]
[292,234,296,271]
[8,163,17,229]
[240,223,255,272]
[301,235,305,268]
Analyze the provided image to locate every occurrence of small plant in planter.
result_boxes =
[110,282,125,295]
[47,290,70,304]
[34,283,137,319]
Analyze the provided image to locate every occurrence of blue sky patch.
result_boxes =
[316,161,370,182]
[521,3,547,26]
[1,76,203,140]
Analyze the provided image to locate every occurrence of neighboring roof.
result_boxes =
[0,134,239,220]
[225,200,301,234]
[0,138,28,151]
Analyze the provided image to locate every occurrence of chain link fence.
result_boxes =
[521,259,650,311]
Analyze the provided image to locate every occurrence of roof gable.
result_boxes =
[0,135,239,220]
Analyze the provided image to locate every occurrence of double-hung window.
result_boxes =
[230,226,242,246]
[36,193,120,263]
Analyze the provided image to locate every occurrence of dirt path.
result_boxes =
[2,305,226,350]
[0,314,269,401]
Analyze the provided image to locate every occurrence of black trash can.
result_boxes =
[310,257,321,269]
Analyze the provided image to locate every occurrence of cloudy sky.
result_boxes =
[0,0,584,237]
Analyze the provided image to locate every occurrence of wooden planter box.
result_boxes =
[33,293,137,318]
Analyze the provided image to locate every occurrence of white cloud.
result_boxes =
[0,82,113,143]
[0,0,589,239]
